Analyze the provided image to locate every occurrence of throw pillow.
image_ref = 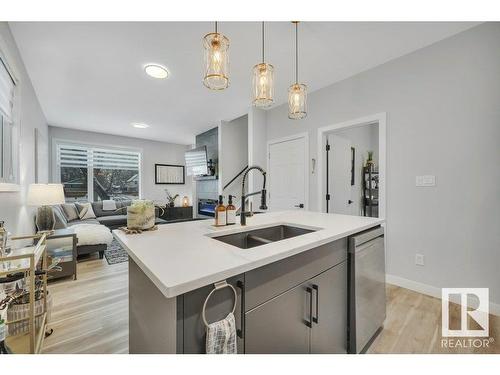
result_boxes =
[61,203,79,222]
[52,206,68,229]
[102,199,117,211]
[76,202,97,220]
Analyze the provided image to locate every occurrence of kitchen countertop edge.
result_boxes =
[113,212,384,299]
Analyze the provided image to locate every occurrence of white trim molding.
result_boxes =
[386,274,500,317]
[267,132,310,211]
[316,112,386,217]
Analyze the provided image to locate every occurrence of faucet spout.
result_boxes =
[241,166,267,226]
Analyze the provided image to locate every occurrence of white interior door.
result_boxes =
[268,136,307,211]
[328,134,354,215]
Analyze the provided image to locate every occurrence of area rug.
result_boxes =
[104,239,129,265]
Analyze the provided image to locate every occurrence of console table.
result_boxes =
[159,206,193,222]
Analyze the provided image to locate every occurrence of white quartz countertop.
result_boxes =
[113,211,384,298]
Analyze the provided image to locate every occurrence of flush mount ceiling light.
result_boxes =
[144,64,169,79]
[288,21,307,120]
[252,22,274,107]
[131,122,149,129]
[203,21,230,90]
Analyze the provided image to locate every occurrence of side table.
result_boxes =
[46,228,78,281]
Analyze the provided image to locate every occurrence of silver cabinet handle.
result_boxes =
[305,287,313,328]
[312,284,319,324]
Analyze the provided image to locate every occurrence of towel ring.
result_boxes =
[202,280,237,327]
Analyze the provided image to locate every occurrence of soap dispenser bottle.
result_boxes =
[215,195,226,227]
[226,195,236,225]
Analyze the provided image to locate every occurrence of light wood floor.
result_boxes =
[43,256,499,354]
[43,256,129,354]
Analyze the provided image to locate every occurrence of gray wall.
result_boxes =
[194,127,219,201]
[220,115,248,202]
[266,23,500,304]
[248,107,267,207]
[49,126,193,206]
[0,22,48,236]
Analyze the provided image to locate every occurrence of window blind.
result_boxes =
[57,144,140,170]
[92,148,140,171]
[57,144,89,168]
[0,59,15,119]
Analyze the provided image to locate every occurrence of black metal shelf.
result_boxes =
[363,164,379,217]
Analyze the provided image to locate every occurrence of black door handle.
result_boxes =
[305,287,313,328]
[348,200,353,204]
[236,280,245,338]
[294,203,305,208]
[312,284,319,324]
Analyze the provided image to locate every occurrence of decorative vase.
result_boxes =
[169,201,175,208]
[127,201,155,230]
[35,206,55,232]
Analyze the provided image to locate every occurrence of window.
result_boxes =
[0,57,16,183]
[57,143,141,202]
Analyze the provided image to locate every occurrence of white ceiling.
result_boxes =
[10,22,478,145]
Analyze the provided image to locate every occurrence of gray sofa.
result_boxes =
[55,200,166,229]
[51,200,166,259]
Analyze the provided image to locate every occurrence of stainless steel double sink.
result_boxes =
[211,225,317,249]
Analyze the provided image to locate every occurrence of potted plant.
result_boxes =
[165,189,179,208]
[366,151,374,166]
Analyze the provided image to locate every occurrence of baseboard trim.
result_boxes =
[386,274,500,317]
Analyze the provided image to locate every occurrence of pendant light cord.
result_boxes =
[295,22,299,84]
[262,22,265,63]
[215,21,218,34]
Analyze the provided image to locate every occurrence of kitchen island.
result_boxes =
[113,210,385,354]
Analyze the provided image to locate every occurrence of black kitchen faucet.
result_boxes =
[240,166,267,226]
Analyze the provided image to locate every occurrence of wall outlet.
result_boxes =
[415,254,425,266]
[416,175,436,187]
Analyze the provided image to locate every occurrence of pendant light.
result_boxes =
[203,21,229,90]
[252,22,274,107]
[288,21,307,120]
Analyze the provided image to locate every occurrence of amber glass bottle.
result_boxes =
[226,195,236,225]
[215,195,227,226]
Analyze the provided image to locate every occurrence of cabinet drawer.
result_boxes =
[245,238,347,311]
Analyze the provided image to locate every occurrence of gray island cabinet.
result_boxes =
[117,210,385,354]
[129,237,348,354]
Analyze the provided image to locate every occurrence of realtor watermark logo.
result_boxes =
[441,288,493,349]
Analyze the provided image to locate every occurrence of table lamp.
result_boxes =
[27,184,65,232]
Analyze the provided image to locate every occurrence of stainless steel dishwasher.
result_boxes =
[348,226,386,353]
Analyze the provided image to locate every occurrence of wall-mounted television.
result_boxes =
[185,146,209,176]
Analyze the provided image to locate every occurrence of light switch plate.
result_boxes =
[415,254,425,266]
[416,175,436,187]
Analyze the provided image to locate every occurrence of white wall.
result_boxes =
[266,23,500,304]
[0,22,48,236]
[219,115,248,202]
[49,126,193,206]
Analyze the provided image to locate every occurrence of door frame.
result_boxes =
[267,132,310,211]
[316,113,386,219]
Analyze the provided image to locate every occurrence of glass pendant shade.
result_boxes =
[288,83,307,119]
[203,32,229,90]
[252,63,274,107]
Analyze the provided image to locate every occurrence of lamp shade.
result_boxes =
[27,184,65,206]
